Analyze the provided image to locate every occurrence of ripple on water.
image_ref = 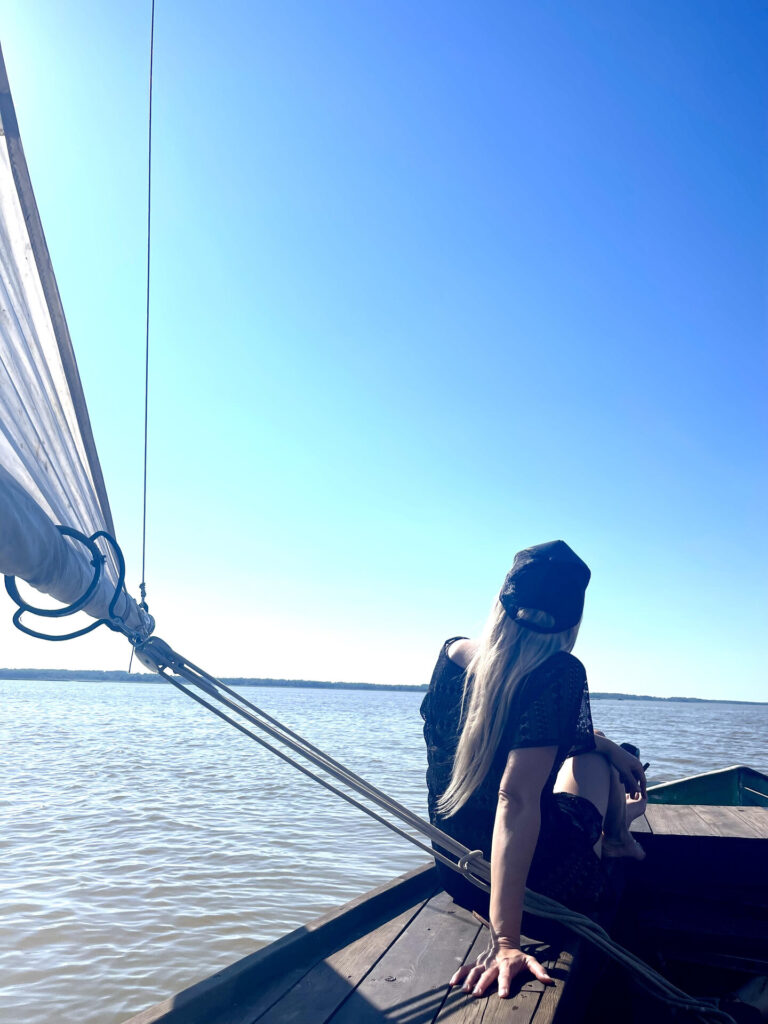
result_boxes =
[1,681,766,1024]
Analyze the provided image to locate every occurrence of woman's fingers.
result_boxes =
[449,965,470,987]
[497,960,514,998]
[623,772,638,797]
[611,745,648,799]
[628,766,646,798]
[451,951,493,987]
[469,963,499,996]
[455,950,555,998]
[523,955,554,986]
[496,955,553,997]
[461,964,486,992]
[637,764,647,798]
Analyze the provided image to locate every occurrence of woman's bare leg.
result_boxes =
[553,751,646,859]
[553,751,611,856]
[601,765,646,860]
[589,730,647,858]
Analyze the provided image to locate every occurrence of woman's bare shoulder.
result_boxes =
[446,637,477,669]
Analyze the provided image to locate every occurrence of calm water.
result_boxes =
[1,680,766,1024]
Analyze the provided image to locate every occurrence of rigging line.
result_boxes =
[140,0,156,609]
[166,652,470,857]
[179,655,463,846]
[152,659,733,1024]
[130,0,156,676]
[157,667,463,874]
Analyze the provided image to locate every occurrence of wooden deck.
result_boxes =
[631,802,768,839]
[126,804,768,1024]
[125,866,582,1024]
[629,804,768,981]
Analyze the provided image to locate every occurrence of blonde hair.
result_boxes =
[437,601,580,817]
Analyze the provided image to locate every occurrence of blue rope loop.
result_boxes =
[4,527,137,642]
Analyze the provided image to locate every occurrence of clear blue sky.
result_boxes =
[2,1,766,699]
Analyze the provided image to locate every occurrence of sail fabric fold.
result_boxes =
[0,46,150,638]
[0,465,149,633]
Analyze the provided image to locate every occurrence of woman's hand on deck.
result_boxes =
[449,936,553,998]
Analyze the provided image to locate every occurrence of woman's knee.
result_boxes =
[554,751,611,816]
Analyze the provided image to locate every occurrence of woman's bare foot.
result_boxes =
[602,832,647,860]
[625,793,647,824]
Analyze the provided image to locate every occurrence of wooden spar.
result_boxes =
[0,42,115,536]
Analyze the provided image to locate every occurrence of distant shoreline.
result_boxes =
[0,668,766,705]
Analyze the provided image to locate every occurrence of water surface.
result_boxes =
[1,680,766,1024]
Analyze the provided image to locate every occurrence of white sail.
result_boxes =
[0,45,150,638]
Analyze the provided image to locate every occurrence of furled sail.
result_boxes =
[0,44,151,638]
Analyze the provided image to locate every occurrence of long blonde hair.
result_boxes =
[437,601,580,817]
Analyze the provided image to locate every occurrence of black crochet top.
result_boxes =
[420,638,595,858]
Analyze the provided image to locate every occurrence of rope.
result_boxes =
[139,0,156,614]
[4,528,135,642]
[133,635,735,1024]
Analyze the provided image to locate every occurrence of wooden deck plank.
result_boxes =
[208,964,326,1024]
[434,924,577,1024]
[629,813,651,834]
[327,891,481,1024]
[252,899,431,1024]
[482,985,542,1024]
[690,804,767,839]
[742,808,768,838]
[434,930,495,1024]
[645,804,768,838]
[434,931,560,1024]
[532,938,578,1024]
[122,864,439,1024]
[724,806,768,838]
[644,804,716,836]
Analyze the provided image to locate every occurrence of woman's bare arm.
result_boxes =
[452,744,558,998]
[490,745,558,945]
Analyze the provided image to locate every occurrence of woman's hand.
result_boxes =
[449,929,553,998]
[604,742,647,798]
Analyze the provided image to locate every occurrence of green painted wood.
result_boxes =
[648,766,768,806]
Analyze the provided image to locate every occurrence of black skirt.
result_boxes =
[436,792,607,920]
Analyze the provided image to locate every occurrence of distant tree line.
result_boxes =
[0,668,766,704]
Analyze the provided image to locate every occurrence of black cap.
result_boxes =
[499,540,591,633]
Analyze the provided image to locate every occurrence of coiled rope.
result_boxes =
[134,635,736,1024]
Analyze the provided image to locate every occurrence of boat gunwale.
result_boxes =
[647,764,768,803]
[121,862,438,1024]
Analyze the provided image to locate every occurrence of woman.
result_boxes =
[420,540,647,1000]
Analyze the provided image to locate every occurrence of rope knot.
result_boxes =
[457,849,485,878]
